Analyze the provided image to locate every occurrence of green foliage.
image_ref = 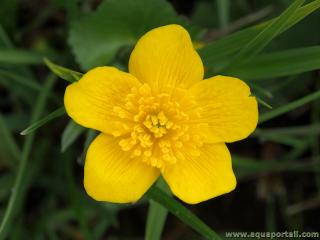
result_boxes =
[146,186,222,240]
[20,107,66,135]
[227,46,320,80]
[1,0,320,239]
[69,0,200,70]
[44,58,82,82]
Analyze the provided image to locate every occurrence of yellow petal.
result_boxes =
[84,134,160,203]
[162,143,236,204]
[129,24,204,93]
[64,67,141,136]
[187,75,258,143]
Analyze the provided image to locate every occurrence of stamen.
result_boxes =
[113,84,203,170]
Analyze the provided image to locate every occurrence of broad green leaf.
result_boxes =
[222,0,304,71]
[61,120,85,152]
[227,46,320,80]
[199,0,320,70]
[44,58,82,82]
[145,178,170,240]
[146,186,221,240]
[20,107,66,135]
[259,89,320,123]
[69,0,200,70]
[0,49,44,64]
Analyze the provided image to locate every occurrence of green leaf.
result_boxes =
[255,96,273,109]
[255,124,320,136]
[69,0,199,70]
[0,69,43,91]
[259,89,320,123]
[0,49,44,64]
[44,58,82,82]
[0,74,56,239]
[146,186,221,240]
[0,114,20,165]
[226,46,320,80]
[61,120,85,152]
[216,0,230,29]
[222,0,304,71]
[145,178,170,240]
[199,0,320,70]
[20,107,66,135]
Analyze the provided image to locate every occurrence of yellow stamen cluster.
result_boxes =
[113,84,205,170]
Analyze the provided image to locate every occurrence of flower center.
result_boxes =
[113,84,204,170]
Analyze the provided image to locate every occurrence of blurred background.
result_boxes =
[0,0,319,239]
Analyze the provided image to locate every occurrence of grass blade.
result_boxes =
[20,107,66,135]
[223,0,304,71]
[0,115,21,163]
[227,46,320,80]
[199,0,320,70]
[0,49,44,64]
[146,186,221,240]
[259,89,320,123]
[216,0,229,29]
[0,75,56,239]
[145,178,170,240]
[44,58,82,82]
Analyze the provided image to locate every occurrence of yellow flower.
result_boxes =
[64,24,258,204]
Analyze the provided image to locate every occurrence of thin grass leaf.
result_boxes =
[234,156,320,177]
[0,69,42,91]
[199,0,320,70]
[0,75,56,239]
[259,89,320,123]
[61,120,85,152]
[145,178,170,240]
[216,0,229,29]
[228,46,320,80]
[254,124,320,136]
[0,49,44,64]
[20,107,66,135]
[0,115,21,163]
[255,96,273,109]
[44,58,82,82]
[222,0,304,71]
[146,186,221,240]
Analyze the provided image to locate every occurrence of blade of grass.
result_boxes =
[65,153,93,240]
[254,124,320,136]
[0,69,42,91]
[259,89,320,123]
[44,58,82,82]
[199,0,320,70]
[0,49,44,64]
[222,0,304,72]
[146,186,221,240]
[61,120,85,152]
[227,46,320,80]
[145,178,170,240]
[20,107,66,135]
[0,115,20,162]
[216,0,230,30]
[0,74,56,240]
